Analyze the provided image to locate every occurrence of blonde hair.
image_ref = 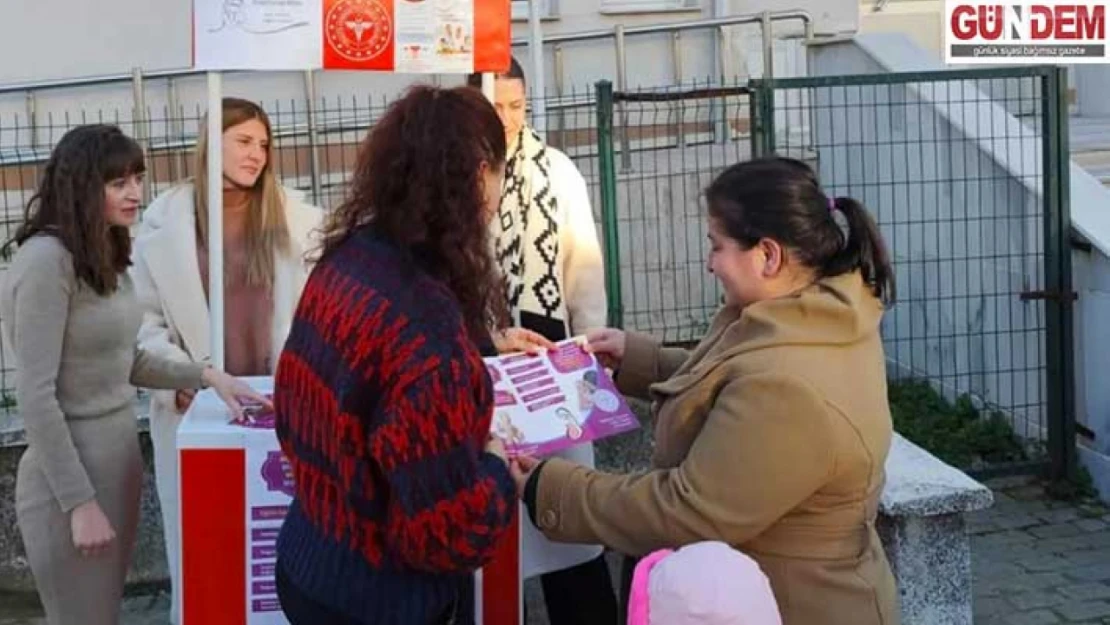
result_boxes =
[194,97,290,288]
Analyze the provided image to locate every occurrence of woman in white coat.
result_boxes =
[468,60,615,625]
[131,97,323,624]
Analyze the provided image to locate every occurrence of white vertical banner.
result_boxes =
[206,72,225,370]
[482,72,496,101]
[193,0,322,69]
[528,0,546,138]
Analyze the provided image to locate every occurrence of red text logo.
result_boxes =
[951,4,1105,40]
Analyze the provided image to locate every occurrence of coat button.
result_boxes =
[541,510,558,529]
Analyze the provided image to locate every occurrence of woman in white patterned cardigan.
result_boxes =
[467,58,615,625]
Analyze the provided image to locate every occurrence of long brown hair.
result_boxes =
[194,97,290,287]
[3,124,142,295]
[318,85,508,337]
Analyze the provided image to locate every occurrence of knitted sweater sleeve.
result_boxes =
[371,333,517,574]
[4,237,95,512]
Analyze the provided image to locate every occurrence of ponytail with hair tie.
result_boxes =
[706,157,896,307]
[823,195,895,306]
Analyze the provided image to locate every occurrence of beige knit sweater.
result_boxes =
[1,235,206,512]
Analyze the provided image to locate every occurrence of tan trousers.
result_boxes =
[16,408,141,625]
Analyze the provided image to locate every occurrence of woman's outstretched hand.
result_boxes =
[485,435,508,462]
[509,455,542,498]
[494,328,557,355]
[583,328,626,371]
[200,368,273,422]
[175,388,197,413]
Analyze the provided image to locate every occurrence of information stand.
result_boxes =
[182,0,525,620]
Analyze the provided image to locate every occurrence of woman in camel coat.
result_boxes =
[513,156,902,625]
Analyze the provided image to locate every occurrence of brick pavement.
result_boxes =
[0,574,557,624]
[0,593,172,625]
[970,477,1110,625]
[3,476,1109,625]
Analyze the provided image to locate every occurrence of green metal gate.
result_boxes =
[595,66,1075,481]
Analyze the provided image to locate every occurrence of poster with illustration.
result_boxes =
[243,431,293,623]
[485,339,639,457]
[228,393,291,622]
[236,395,292,624]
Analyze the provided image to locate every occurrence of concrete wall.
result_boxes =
[856,0,1081,118]
[1076,66,1110,118]
[0,32,807,156]
[810,34,1110,497]
[808,37,1047,439]
[0,0,856,93]
[605,143,742,342]
[857,0,944,59]
[1074,247,1110,445]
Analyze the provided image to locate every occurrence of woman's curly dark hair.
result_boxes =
[317,85,509,337]
[3,124,143,295]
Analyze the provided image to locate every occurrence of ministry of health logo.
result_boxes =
[326,0,393,62]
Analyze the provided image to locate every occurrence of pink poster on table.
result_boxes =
[484,339,639,457]
[240,398,292,624]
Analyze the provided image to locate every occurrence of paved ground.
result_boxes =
[0,593,172,625]
[0,581,560,625]
[4,476,1110,624]
[970,478,1110,625]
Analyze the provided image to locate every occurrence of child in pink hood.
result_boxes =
[627,541,783,625]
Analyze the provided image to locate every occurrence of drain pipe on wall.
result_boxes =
[529,0,548,138]
[712,0,728,142]
[713,0,727,80]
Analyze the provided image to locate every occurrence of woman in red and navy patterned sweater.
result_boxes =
[273,85,517,625]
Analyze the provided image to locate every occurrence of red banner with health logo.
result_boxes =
[322,0,510,72]
[192,0,510,73]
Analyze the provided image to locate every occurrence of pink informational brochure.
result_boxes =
[234,396,276,429]
[485,338,640,458]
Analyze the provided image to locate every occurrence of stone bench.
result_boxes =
[1,405,994,625]
[878,435,995,625]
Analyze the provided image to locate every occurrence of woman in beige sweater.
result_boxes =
[0,124,267,625]
[512,156,901,625]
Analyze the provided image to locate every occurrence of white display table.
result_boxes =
[176,376,522,625]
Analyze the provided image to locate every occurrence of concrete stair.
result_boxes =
[1071,115,1110,187]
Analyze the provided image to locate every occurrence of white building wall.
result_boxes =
[0,0,853,182]
[808,38,1048,439]
[0,0,856,91]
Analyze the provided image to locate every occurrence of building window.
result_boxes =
[598,0,699,15]
[511,0,557,20]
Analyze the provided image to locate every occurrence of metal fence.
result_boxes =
[0,76,743,423]
[0,68,1077,482]
[0,94,378,417]
[593,67,1074,479]
[594,83,752,343]
[0,87,614,424]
